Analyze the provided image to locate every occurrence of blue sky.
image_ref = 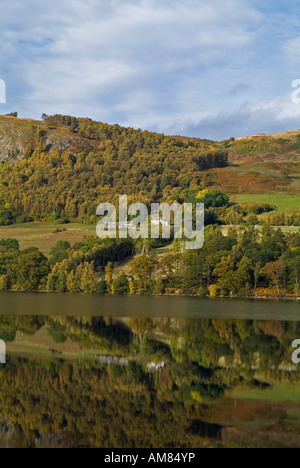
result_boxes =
[0,0,300,140]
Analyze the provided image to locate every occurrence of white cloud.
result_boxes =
[0,0,299,139]
[174,92,300,140]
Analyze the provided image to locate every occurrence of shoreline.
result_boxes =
[2,289,300,302]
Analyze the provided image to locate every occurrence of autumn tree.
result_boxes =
[49,241,71,264]
[130,255,156,293]
[113,273,129,295]
[15,248,49,291]
[260,257,284,296]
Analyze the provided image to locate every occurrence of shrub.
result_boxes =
[113,273,129,295]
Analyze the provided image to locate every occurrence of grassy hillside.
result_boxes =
[232,194,300,214]
[215,132,300,196]
[0,222,95,255]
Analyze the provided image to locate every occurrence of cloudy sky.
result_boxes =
[0,0,300,140]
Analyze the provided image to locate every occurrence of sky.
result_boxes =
[0,0,300,140]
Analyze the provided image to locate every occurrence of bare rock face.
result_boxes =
[0,115,97,163]
[0,120,27,162]
[44,132,95,154]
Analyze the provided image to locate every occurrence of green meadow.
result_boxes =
[232,194,300,213]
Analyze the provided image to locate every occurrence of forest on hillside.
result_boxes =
[0,114,228,224]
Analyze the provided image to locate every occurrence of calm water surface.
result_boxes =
[0,293,300,448]
[0,292,299,319]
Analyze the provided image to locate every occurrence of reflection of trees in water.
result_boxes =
[188,420,222,439]
[0,315,133,354]
[168,318,300,372]
[0,356,223,448]
[1,316,300,370]
[1,315,300,447]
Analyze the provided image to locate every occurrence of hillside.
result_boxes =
[215,131,300,195]
[0,114,299,226]
[0,115,299,299]
[0,114,230,223]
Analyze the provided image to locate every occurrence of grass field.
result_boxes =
[0,222,96,256]
[113,243,173,277]
[230,382,300,402]
[0,218,298,260]
[232,194,300,213]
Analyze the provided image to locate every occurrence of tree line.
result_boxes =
[0,224,299,297]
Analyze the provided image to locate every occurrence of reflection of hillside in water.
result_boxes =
[1,315,300,448]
